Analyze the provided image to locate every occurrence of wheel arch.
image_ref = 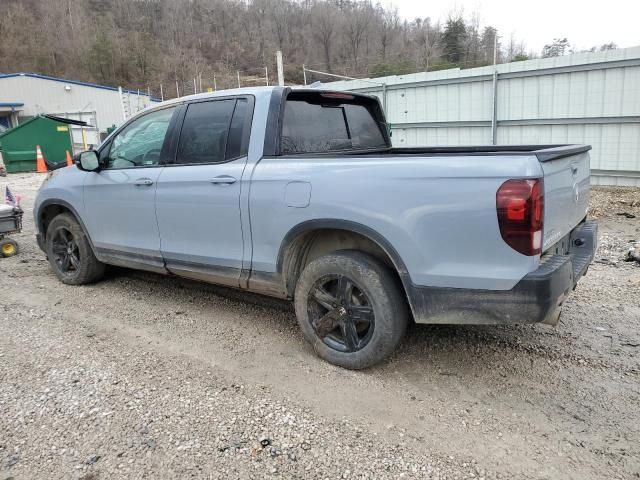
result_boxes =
[276,219,413,308]
[37,199,97,255]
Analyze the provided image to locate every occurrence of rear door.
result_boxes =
[155,96,253,286]
[83,106,178,272]
[538,147,591,252]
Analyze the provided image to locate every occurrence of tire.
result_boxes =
[294,250,408,369]
[0,238,19,257]
[45,213,105,285]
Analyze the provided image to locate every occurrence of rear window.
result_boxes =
[281,93,388,154]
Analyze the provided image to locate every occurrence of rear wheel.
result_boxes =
[294,250,408,369]
[45,213,105,285]
[0,238,19,257]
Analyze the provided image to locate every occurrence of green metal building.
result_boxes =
[0,115,82,172]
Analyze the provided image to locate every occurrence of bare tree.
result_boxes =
[311,2,337,71]
[414,18,442,71]
[377,6,400,62]
[343,1,373,72]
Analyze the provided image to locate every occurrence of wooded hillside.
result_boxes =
[0,0,601,97]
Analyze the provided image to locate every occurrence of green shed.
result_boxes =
[0,115,85,173]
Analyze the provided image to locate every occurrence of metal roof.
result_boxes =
[0,102,24,111]
[0,72,154,99]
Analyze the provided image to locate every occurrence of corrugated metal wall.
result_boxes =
[328,46,640,186]
[0,74,154,135]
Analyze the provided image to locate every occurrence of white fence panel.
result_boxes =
[328,46,640,186]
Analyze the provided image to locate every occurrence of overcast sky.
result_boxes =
[385,0,640,54]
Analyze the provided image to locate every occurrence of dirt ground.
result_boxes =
[1,172,639,480]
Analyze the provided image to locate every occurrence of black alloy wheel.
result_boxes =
[294,250,409,369]
[50,226,80,273]
[307,274,375,353]
[45,213,105,285]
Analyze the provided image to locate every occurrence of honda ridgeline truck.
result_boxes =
[34,87,597,369]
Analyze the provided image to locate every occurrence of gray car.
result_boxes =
[34,87,597,369]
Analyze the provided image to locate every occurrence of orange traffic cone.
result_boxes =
[36,145,47,173]
[65,150,73,167]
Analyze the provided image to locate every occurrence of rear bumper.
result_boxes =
[408,220,598,325]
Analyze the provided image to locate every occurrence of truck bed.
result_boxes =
[358,144,592,256]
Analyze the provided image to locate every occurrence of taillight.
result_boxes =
[496,178,544,256]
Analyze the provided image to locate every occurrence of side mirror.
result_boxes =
[76,150,100,172]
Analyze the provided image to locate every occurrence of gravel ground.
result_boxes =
[1,173,639,480]
[589,187,640,219]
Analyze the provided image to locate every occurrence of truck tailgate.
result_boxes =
[537,146,591,252]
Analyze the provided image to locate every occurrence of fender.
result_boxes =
[36,198,97,256]
[276,218,412,283]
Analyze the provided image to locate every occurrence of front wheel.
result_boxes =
[45,213,105,285]
[294,250,408,369]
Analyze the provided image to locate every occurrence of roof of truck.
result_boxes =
[158,86,278,108]
[153,86,375,110]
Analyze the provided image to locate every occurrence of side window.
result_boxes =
[344,104,387,150]
[176,99,235,165]
[225,99,249,160]
[106,107,175,169]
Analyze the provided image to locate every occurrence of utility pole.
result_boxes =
[237,71,241,88]
[160,84,164,101]
[176,80,180,98]
[193,77,197,94]
[276,50,284,86]
[303,64,307,85]
[118,86,127,121]
[265,66,269,86]
[491,33,499,145]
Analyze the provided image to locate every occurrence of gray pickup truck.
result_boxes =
[34,87,597,368]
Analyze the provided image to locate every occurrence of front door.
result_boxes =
[84,106,177,272]
[155,97,252,286]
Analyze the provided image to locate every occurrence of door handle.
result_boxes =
[134,178,154,186]
[210,175,237,185]
[570,164,579,176]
